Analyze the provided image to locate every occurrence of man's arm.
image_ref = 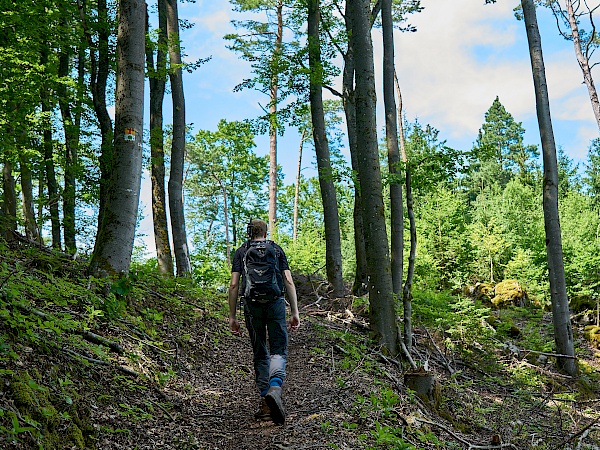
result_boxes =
[228,272,242,336]
[282,269,300,331]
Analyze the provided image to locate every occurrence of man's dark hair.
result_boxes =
[250,219,267,239]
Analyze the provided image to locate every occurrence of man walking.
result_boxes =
[228,219,300,425]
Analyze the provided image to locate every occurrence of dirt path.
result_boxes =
[91,316,366,450]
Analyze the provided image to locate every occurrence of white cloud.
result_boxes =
[387,0,598,155]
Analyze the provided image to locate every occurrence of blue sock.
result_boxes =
[269,377,283,388]
[260,388,269,397]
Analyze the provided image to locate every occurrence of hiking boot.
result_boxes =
[264,386,286,425]
[254,397,271,420]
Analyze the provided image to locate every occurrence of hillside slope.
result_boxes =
[0,240,599,449]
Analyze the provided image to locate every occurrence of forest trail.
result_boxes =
[91,309,370,450]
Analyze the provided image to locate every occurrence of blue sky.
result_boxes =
[137,0,600,253]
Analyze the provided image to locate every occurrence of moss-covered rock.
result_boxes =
[492,280,528,308]
[463,282,494,303]
[584,325,600,347]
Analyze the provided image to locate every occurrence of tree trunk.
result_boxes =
[348,0,397,354]
[212,172,231,266]
[78,0,114,237]
[395,71,413,351]
[268,0,283,236]
[382,0,403,296]
[343,3,368,296]
[522,0,577,376]
[40,47,62,250]
[2,160,17,241]
[166,0,192,276]
[293,129,305,241]
[565,0,600,130]
[19,152,41,243]
[308,0,344,297]
[58,40,79,254]
[89,0,146,275]
[146,0,174,276]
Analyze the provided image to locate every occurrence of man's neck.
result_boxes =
[252,237,267,241]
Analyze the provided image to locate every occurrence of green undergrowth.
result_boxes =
[308,289,600,449]
[0,241,222,449]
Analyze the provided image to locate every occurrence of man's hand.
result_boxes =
[229,317,242,336]
[288,312,300,332]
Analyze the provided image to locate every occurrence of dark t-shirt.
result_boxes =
[231,240,290,295]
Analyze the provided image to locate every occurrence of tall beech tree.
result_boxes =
[146,0,174,276]
[166,0,192,276]
[522,0,577,375]
[307,0,344,297]
[348,0,398,354]
[382,0,403,296]
[89,0,146,275]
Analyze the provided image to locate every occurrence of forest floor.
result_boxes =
[1,241,600,449]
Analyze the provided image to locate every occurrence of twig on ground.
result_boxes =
[415,417,518,449]
[550,416,600,450]
[80,331,124,354]
[400,340,417,370]
[424,326,454,374]
[123,332,175,355]
[62,347,138,377]
[147,398,175,422]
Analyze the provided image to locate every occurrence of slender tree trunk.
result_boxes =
[565,0,600,130]
[382,0,403,296]
[146,0,174,276]
[522,0,577,376]
[78,0,114,236]
[293,129,305,241]
[343,3,368,296]
[89,0,146,275]
[166,0,191,276]
[58,41,79,254]
[2,160,17,241]
[40,48,62,249]
[395,71,413,351]
[19,153,41,242]
[308,0,344,297]
[212,173,231,266]
[349,0,397,354]
[268,0,284,236]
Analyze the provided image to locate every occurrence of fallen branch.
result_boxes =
[62,347,138,377]
[80,331,124,355]
[424,326,454,374]
[550,416,600,450]
[123,332,175,355]
[415,417,518,449]
[147,398,175,422]
[400,340,418,370]
[521,349,578,360]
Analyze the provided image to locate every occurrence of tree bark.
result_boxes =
[522,0,577,376]
[343,2,368,296]
[348,0,398,354]
[382,0,404,297]
[40,47,62,250]
[166,0,192,276]
[268,0,284,236]
[565,0,600,130]
[58,40,79,254]
[146,0,174,276]
[293,129,305,241]
[2,160,17,241]
[308,0,344,297]
[395,71,413,351]
[19,152,41,243]
[89,0,146,275]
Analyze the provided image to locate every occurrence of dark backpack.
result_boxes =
[243,240,282,302]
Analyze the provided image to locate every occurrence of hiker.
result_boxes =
[228,219,300,425]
